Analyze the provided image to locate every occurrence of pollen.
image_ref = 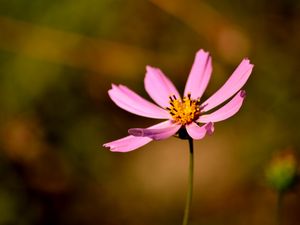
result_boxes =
[166,94,201,125]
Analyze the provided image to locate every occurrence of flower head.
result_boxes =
[265,150,298,192]
[103,49,253,152]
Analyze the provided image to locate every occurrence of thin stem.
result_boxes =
[276,191,283,225]
[182,138,194,225]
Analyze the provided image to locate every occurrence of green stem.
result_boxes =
[182,138,194,225]
[277,191,283,225]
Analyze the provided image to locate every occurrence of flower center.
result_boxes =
[166,94,201,125]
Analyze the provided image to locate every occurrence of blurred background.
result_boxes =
[0,0,300,224]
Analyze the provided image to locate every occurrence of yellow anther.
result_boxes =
[166,94,201,125]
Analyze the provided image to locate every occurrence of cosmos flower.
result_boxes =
[103,49,253,152]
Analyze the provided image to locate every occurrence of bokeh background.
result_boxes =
[0,0,300,224]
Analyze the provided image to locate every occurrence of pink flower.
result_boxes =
[103,49,253,152]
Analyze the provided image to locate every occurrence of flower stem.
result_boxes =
[182,138,194,225]
[276,191,283,225]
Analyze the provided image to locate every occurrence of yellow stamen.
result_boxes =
[167,94,201,125]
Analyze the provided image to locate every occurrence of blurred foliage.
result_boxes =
[0,0,300,225]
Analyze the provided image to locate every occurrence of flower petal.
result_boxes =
[185,122,214,140]
[201,59,253,112]
[103,135,152,152]
[199,90,246,123]
[144,66,181,108]
[103,120,179,152]
[108,84,170,119]
[128,120,181,140]
[184,49,212,99]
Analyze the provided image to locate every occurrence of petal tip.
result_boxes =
[242,58,254,67]
[103,143,111,150]
[111,83,118,89]
[240,90,246,98]
[196,49,210,58]
[205,122,215,135]
[197,48,209,54]
[146,65,156,72]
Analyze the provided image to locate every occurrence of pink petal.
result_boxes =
[184,49,212,99]
[128,120,181,140]
[144,66,181,108]
[108,84,170,119]
[201,59,253,112]
[185,122,214,140]
[103,120,178,152]
[103,135,152,152]
[199,90,246,123]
